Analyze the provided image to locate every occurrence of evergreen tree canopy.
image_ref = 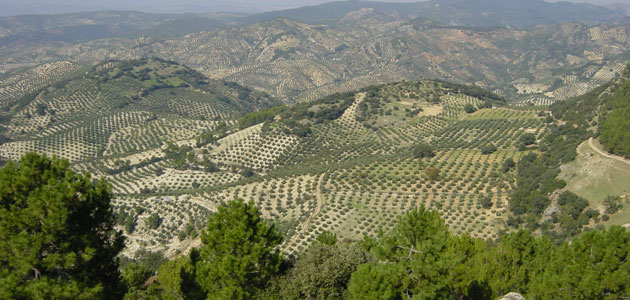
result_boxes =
[347,263,405,300]
[0,153,124,299]
[353,206,484,299]
[278,243,369,299]
[464,104,477,114]
[600,80,630,157]
[195,199,282,299]
[412,143,435,159]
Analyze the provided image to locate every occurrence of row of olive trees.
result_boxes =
[0,153,282,300]
[2,153,630,299]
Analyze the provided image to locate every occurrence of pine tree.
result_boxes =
[279,243,368,299]
[357,206,452,299]
[0,153,124,299]
[348,263,405,300]
[195,199,282,299]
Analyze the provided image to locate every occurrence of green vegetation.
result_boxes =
[426,167,441,181]
[505,65,630,238]
[508,83,604,233]
[121,263,154,299]
[96,196,630,299]
[238,106,287,129]
[604,195,624,215]
[464,103,477,114]
[195,199,282,299]
[412,142,435,159]
[600,79,630,158]
[198,203,630,299]
[276,91,356,136]
[145,213,162,229]
[347,207,630,300]
[480,143,497,154]
[269,242,368,299]
[0,153,124,299]
[510,152,564,215]
[3,7,630,299]
[0,56,628,278]
[554,191,595,236]
[2,152,629,299]
[501,158,515,173]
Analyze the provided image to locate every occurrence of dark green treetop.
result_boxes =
[0,153,124,299]
[195,199,283,299]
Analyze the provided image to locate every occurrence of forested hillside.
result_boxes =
[600,77,630,157]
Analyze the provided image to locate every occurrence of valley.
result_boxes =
[2,1,630,299]
[0,57,600,257]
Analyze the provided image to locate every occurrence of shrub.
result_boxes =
[481,144,497,154]
[464,104,477,114]
[426,167,441,181]
[412,143,435,159]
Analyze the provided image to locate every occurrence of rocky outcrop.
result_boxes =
[500,292,526,300]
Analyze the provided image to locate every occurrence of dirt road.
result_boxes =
[588,137,630,166]
[283,172,325,251]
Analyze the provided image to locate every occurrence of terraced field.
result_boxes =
[107,79,546,256]
[244,82,545,253]
[0,58,284,256]
[0,58,598,258]
[0,61,83,111]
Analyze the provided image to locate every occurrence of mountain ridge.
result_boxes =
[238,0,629,28]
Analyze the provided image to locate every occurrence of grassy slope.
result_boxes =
[559,141,630,226]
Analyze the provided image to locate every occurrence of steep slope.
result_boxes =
[0,61,83,112]
[240,0,628,28]
[3,17,629,105]
[1,62,624,256]
[0,11,180,46]
[552,66,630,227]
[83,78,549,256]
[0,58,277,163]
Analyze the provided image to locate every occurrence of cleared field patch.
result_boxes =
[559,140,630,225]
[419,105,443,116]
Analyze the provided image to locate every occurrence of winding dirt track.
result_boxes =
[588,138,630,166]
[283,173,325,251]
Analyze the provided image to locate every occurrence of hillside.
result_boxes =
[0,11,181,46]
[0,57,277,162]
[0,0,628,264]
[122,72,628,256]
[240,0,628,28]
[3,16,630,106]
[0,64,550,256]
[2,2,630,298]
[552,66,630,228]
[4,154,629,299]
[0,55,627,262]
